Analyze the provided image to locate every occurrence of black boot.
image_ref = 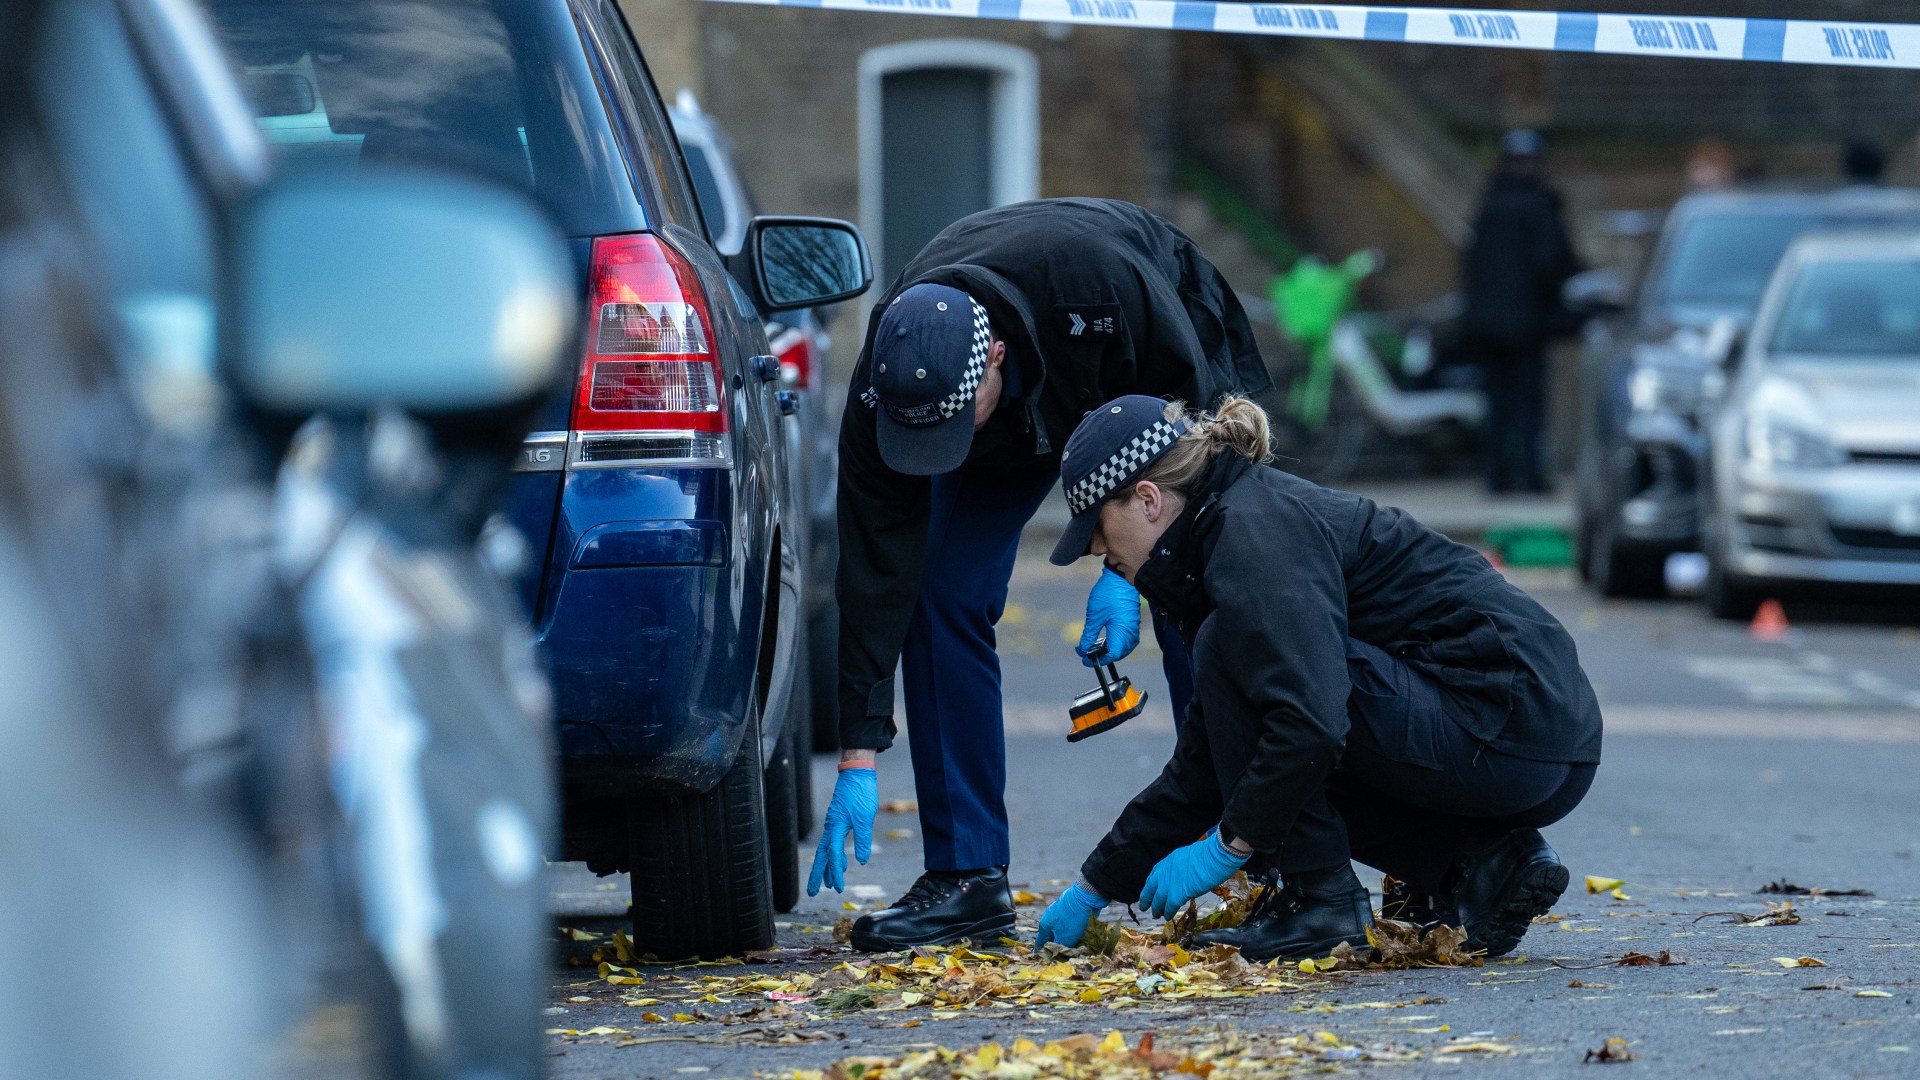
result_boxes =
[1448,828,1569,957]
[849,868,1017,952]
[1191,865,1372,963]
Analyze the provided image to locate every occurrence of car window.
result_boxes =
[1657,213,1816,309]
[583,0,706,235]
[207,0,642,236]
[680,142,729,244]
[1771,258,1920,359]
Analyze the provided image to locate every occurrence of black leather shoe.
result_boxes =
[1449,828,1568,957]
[1191,865,1372,963]
[849,868,1017,951]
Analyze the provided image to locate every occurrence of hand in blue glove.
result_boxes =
[1077,568,1141,667]
[1034,883,1108,949]
[1137,830,1249,919]
[807,764,878,896]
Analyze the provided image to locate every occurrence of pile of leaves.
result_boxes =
[801,936,1302,1014]
[586,934,1308,1019]
[796,1028,1401,1080]
[1300,919,1482,973]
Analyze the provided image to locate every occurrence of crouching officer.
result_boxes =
[1035,395,1602,960]
[809,198,1273,951]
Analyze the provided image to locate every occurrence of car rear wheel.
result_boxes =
[1587,513,1666,598]
[624,715,775,960]
[764,714,801,914]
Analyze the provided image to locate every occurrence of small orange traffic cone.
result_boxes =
[1749,599,1790,642]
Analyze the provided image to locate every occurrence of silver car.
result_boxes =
[1701,232,1920,617]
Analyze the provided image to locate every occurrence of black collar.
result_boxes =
[1131,452,1252,638]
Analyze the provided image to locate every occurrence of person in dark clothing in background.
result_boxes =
[1461,130,1581,493]
[1035,395,1602,962]
[807,198,1274,951]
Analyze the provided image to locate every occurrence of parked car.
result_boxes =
[1698,231,1920,617]
[206,0,872,960]
[1570,187,1920,597]
[10,0,580,1076]
[671,93,842,761]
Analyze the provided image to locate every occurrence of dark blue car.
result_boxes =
[209,0,869,960]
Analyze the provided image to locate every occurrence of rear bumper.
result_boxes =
[538,467,758,797]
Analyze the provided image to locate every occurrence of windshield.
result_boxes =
[208,0,641,235]
[1657,212,1817,309]
[1770,258,1920,359]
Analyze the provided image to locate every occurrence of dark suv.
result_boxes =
[207,0,870,959]
[1574,187,1920,596]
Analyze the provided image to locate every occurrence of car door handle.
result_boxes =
[774,390,800,416]
[749,354,781,382]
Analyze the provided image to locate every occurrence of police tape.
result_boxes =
[699,0,1920,71]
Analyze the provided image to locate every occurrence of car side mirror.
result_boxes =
[734,216,872,313]
[230,168,575,415]
[1561,267,1628,316]
[1702,315,1745,370]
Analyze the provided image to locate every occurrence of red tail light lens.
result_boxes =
[768,321,813,389]
[571,233,729,466]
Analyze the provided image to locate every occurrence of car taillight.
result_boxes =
[571,233,728,467]
[768,321,813,389]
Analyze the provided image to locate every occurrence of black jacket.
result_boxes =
[835,198,1273,750]
[1080,453,1602,903]
[1460,171,1581,348]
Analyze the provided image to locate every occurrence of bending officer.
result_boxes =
[809,198,1273,951]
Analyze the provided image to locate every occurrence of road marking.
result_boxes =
[1683,654,1920,709]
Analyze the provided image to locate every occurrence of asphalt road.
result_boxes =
[547,537,1920,1079]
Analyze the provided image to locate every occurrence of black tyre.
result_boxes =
[1587,514,1666,598]
[1703,550,1764,621]
[625,717,775,960]
[765,714,801,914]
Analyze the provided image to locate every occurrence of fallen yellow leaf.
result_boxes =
[1609,887,1632,901]
[561,927,600,941]
[639,1013,665,1023]
[1440,1041,1516,1055]
[1077,988,1105,1004]
[1012,890,1042,905]
[1585,876,1626,894]
[1857,990,1892,998]
[884,828,914,841]
[1772,956,1825,968]
[1097,1030,1127,1054]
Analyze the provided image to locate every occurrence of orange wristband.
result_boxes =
[837,760,876,772]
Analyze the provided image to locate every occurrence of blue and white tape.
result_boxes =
[700,1,1920,71]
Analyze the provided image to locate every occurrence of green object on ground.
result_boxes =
[1483,523,1574,568]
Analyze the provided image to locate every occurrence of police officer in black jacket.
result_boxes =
[807,198,1272,951]
[1034,395,1602,961]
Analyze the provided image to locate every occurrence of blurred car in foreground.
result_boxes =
[9,0,576,1076]
[671,94,842,759]
[1572,187,1920,597]
[207,0,872,960]
[1699,232,1920,617]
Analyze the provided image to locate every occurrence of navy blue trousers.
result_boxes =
[1265,638,1595,894]
[901,468,1194,871]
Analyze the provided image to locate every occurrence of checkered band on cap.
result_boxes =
[932,298,993,419]
[1065,418,1192,515]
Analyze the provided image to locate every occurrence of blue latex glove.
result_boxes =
[1077,568,1141,667]
[807,766,878,896]
[1034,883,1108,949]
[1137,831,1249,918]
